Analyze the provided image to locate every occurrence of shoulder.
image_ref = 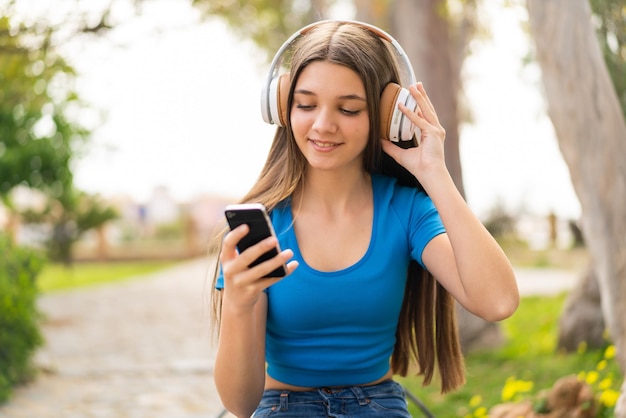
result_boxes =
[372,174,431,209]
[372,174,441,237]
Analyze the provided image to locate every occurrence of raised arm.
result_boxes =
[381,82,519,322]
[419,173,519,321]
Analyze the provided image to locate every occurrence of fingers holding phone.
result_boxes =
[220,204,298,297]
[222,226,295,278]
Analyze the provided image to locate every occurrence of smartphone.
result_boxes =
[224,203,287,278]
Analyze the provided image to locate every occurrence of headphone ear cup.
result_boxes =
[264,73,291,127]
[276,73,290,127]
[380,83,401,141]
[380,83,418,143]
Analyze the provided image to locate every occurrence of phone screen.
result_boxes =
[225,204,286,277]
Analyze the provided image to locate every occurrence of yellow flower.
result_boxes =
[469,395,482,408]
[518,380,534,392]
[501,377,534,401]
[596,359,607,371]
[599,389,620,408]
[586,371,599,385]
[473,406,487,417]
[598,378,612,390]
[604,345,616,360]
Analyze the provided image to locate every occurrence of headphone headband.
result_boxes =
[267,20,415,82]
[261,20,420,144]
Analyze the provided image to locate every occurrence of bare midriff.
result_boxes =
[264,369,394,391]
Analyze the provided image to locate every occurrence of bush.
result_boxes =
[0,234,45,404]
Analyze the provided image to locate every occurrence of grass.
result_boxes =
[398,293,622,417]
[37,260,178,293]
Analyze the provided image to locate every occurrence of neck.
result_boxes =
[295,168,372,213]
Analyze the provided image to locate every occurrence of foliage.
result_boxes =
[0,7,89,198]
[0,3,120,264]
[191,0,335,61]
[398,294,623,417]
[590,0,626,119]
[0,234,45,404]
[21,189,118,265]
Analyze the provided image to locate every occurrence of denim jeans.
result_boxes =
[252,380,412,417]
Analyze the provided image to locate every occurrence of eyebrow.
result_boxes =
[293,89,367,102]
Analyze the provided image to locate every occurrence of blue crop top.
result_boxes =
[216,174,445,387]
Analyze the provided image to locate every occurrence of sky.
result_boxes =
[17,0,581,220]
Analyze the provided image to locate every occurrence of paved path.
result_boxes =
[513,267,579,297]
[0,257,228,418]
[0,259,578,418]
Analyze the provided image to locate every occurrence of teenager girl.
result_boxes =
[212,20,519,417]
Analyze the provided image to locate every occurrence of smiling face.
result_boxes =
[289,61,370,174]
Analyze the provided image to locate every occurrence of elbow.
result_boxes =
[220,403,257,418]
[481,289,520,322]
[215,376,262,418]
[217,389,260,418]
[464,278,520,322]
[485,297,519,322]
[478,268,520,322]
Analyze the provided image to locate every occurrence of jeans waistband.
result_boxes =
[255,380,411,417]
[260,379,402,403]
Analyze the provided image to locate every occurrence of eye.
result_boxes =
[340,108,361,116]
[295,103,315,111]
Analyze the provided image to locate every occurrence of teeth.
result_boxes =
[312,140,336,148]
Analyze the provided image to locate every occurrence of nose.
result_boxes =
[311,106,337,133]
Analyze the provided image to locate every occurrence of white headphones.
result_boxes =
[260,20,420,144]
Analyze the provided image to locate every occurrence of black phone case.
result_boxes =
[225,206,287,278]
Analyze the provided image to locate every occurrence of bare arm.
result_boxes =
[382,82,519,322]
[214,292,267,417]
[214,225,298,416]
[421,173,519,321]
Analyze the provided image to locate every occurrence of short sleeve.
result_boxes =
[408,192,446,267]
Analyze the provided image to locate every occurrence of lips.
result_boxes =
[310,139,341,150]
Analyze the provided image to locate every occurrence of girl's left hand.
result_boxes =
[381,82,447,187]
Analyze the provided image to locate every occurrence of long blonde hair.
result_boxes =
[211,20,464,393]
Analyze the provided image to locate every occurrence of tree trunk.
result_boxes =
[96,225,108,261]
[527,0,626,415]
[558,265,606,351]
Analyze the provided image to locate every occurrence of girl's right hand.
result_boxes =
[219,224,298,310]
